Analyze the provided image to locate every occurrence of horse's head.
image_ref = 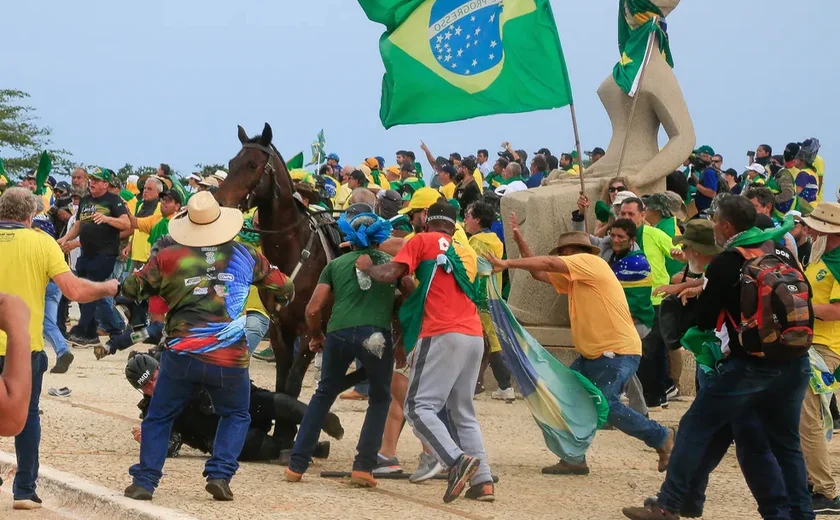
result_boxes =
[216,122,291,211]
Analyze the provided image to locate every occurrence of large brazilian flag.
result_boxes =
[358,0,573,128]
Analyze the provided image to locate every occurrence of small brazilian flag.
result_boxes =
[359,0,573,128]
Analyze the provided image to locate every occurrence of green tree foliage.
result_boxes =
[0,89,71,176]
[194,163,227,177]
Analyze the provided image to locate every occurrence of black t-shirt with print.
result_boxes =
[76,192,128,257]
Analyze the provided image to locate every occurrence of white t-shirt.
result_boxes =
[65,210,81,271]
[478,161,493,178]
[495,180,528,197]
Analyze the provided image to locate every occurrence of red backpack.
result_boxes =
[730,243,813,360]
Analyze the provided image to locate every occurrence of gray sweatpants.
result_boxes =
[405,333,492,486]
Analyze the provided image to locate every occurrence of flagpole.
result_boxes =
[568,103,588,233]
[614,19,658,180]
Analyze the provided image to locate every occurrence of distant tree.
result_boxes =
[194,163,227,177]
[115,163,158,184]
[0,89,71,176]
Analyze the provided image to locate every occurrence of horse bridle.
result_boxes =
[239,142,306,235]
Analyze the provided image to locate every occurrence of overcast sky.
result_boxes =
[4,0,838,194]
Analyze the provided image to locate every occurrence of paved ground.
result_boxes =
[2,343,839,519]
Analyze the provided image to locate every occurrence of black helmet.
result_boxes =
[125,353,159,390]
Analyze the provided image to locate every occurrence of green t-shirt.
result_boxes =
[318,248,396,333]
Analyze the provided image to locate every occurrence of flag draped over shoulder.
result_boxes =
[612,0,672,96]
[358,0,573,128]
[477,257,608,462]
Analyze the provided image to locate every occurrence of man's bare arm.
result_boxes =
[53,272,118,303]
[0,294,32,436]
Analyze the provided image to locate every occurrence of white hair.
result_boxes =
[146,177,164,193]
[0,188,38,222]
[349,188,376,207]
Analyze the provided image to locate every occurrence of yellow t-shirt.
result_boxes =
[240,241,269,317]
[0,228,70,355]
[472,169,484,192]
[814,154,826,202]
[547,254,641,359]
[131,201,161,263]
[439,182,456,199]
[335,183,353,209]
[806,260,840,354]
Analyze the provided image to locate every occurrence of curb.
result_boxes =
[0,451,198,520]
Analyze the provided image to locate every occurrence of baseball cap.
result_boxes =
[426,201,457,225]
[399,187,443,214]
[745,163,767,177]
[613,190,640,207]
[377,190,402,220]
[693,145,715,156]
[327,153,340,163]
[54,181,71,193]
[589,147,606,156]
[88,167,112,183]
[47,176,57,188]
[534,147,552,156]
[449,152,462,162]
[161,189,184,205]
[440,164,457,178]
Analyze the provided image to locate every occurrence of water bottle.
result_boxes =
[130,328,150,345]
[356,268,372,290]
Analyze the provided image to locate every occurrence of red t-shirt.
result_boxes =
[392,232,483,339]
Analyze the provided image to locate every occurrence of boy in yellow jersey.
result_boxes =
[464,201,513,400]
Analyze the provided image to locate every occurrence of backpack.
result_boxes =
[715,170,730,194]
[731,243,813,360]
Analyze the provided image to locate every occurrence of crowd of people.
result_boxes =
[0,135,837,518]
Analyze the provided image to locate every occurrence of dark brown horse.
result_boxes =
[215,123,334,399]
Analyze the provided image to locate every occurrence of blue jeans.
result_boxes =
[244,312,270,354]
[571,354,669,460]
[353,359,370,396]
[129,349,251,491]
[677,368,790,519]
[0,351,48,499]
[43,281,70,358]
[658,356,814,520]
[71,254,125,339]
[290,326,393,473]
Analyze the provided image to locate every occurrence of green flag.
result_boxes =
[359,0,573,128]
[0,157,6,179]
[612,0,672,96]
[286,152,304,170]
[306,130,326,166]
[33,152,52,196]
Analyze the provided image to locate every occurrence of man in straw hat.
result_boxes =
[486,222,674,477]
[120,191,295,502]
[798,202,840,514]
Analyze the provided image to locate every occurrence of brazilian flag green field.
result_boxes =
[359,0,573,128]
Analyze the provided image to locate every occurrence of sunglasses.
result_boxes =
[712,160,722,164]
[608,186,627,193]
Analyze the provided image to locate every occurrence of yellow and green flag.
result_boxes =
[612,0,673,96]
[359,0,573,128]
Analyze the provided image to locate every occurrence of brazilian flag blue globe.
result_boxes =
[359,0,573,128]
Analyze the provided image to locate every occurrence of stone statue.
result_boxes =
[503,0,695,332]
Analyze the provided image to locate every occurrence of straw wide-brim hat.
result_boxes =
[802,202,840,234]
[548,231,600,256]
[168,191,244,247]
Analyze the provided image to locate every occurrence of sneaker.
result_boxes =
[349,471,377,488]
[812,493,840,514]
[464,482,495,502]
[284,468,303,482]
[373,454,403,475]
[622,505,680,520]
[123,484,153,501]
[491,387,515,401]
[339,390,368,401]
[409,452,444,483]
[253,347,275,362]
[67,334,100,348]
[541,459,590,475]
[205,479,234,501]
[656,428,675,472]
[646,396,669,410]
[50,352,75,374]
[665,385,680,401]
[13,495,43,510]
[443,455,480,504]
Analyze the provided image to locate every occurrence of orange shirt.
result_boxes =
[393,232,482,339]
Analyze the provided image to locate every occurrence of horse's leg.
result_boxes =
[285,329,315,398]
[270,320,292,395]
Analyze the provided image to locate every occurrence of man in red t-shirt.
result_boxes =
[356,202,493,504]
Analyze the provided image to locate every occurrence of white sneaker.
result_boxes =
[409,452,443,483]
[491,387,515,401]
